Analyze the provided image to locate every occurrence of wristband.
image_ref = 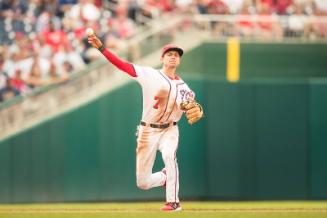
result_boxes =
[98,44,105,52]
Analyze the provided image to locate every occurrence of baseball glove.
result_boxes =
[180,100,204,125]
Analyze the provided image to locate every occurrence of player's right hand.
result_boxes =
[87,34,103,50]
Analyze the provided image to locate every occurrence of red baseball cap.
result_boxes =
[161,44,184,57]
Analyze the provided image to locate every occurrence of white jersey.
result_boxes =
[133,65,195,124]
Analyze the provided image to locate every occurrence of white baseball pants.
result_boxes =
[136,125,180,203]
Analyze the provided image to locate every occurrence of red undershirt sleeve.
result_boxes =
[101,48,137,77]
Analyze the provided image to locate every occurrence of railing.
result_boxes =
[1,14,327,139]
[193,14,327,41]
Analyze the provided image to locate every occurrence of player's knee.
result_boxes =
[136,177,150,190]
[137,183,150,190]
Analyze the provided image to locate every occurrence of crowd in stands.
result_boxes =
[0,0,326,102]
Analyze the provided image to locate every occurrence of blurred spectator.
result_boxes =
[35,34,53,59]
[11,69,29,93]
[196,0,208,14]
[0,77,20,102]
[56,1,75,20]
[205,0,232,37]
[109,6,137,39]
[3,46,32,79]
[237,2,256,37]
[206,0,230,14]
[25,56,48,88]
[0,54,7,89]
[2,48,16,78]
[41,21,67,53]
[221,0,244,14]
[66,0,101,29]
[53,43,85,75]
[138,0,175,19]
[307,1,327,38]
[36,9,61,33]
[286,3,308,37]
[256,2,283,40]
[0,72,6,90]
[314,0,327,14]
[175,0,194,13]
[276,0,293,15]
[48,62,69,84]
[256,0,293,15]
[62,60,74,74]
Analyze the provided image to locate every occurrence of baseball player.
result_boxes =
[87,30,204,211]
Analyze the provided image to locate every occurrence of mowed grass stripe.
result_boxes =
[0,202,326,216]
[1,208,327,213]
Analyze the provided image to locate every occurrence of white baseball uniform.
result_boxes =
[132,65,195,203]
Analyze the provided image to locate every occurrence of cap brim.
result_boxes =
[163,47,184,57]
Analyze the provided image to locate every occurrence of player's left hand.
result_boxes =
[180,100,204,125]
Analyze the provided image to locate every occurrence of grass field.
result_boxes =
[0,201,327,218]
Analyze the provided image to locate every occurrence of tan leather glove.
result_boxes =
[180,100,204,125]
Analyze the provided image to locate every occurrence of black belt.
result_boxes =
[140,121,177,129]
